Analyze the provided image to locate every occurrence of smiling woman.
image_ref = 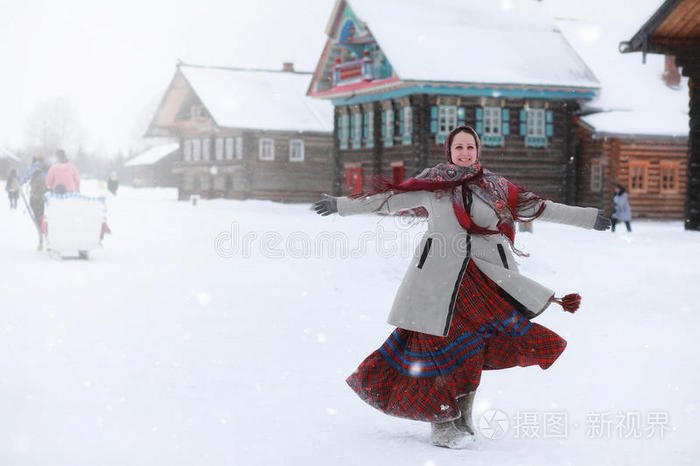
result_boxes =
[314,124,611,449]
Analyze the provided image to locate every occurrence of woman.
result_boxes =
[314,126,610,448]
[46,149,80,194]
[611,184,632,232]
[5,168,20,209]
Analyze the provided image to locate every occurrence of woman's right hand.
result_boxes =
[313,194,338,216]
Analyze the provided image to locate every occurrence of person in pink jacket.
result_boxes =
[46,149,80,194]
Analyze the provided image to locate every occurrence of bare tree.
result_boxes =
[23,97,82,156]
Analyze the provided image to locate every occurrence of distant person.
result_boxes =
[107,171,119,196]
[5,168,20,209]
[22,156,50,250]
[46,149,80,194]
[611,184,632,232]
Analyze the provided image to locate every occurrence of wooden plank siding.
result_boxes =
[335,95,580,204]
[245,131,334,202]
[173,130,333,202]
[614,138,688,219]
[575,121,689,219]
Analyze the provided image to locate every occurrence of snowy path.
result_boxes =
[1,184,698,465]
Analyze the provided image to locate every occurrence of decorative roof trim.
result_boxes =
[329,82,597,105]
[619,0,684,58]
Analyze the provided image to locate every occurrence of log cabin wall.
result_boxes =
[575,121,688,219]
[612,136,688,219]
[575,124,616,211]
[335,94,579,203]
[173,129,333,202]
[245,130,334,202]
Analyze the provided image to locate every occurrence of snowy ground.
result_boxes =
[1,182,698,465]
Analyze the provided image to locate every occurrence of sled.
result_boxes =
[42,193,110,260]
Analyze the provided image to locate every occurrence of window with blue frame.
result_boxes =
[437,105,457,145]
[339,113,349,150]
[382,107,394,147]
[401,106,413,145]
[352,112,362,149]
[520,108,552,148]
[484,107,501,136]
[364,111,374,148]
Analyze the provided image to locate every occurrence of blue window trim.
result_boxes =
[330,85,596,106]
[402,107,413,146]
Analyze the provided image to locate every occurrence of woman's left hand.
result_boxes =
[313,194,338,216]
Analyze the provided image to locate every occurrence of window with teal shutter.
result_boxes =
[457,107,465,126]
[402,107,413,146]
[475,107,483,135]
[519,109,527,135]
[349,113,354,143]
[399,109,404,138]
[524,108,547,148]
[384,108,394,147]
[362,112,368,139]
[365,111,374,148]
[502,108,510,135]
[430,106,437,133]
[339,113,349,150]
[381,111,386,138]
[545,110,554,137]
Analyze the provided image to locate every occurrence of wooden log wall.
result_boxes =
[335,95,579,203]
[245,130,334,202]
[575,121,689,219]
[613,137,688,219]
[576,123,616,211]
[174,129,334,202]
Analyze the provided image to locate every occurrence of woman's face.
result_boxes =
[450,131,478,167]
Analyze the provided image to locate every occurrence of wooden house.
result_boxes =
[145,63,335,202]
[574,127,688,219]
[555,15,690,220]
[124,142,180,187]
[307,0,600,205]
[619,0,699,229]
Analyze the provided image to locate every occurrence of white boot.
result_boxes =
[430,391,477,448]
[454,391,476,435]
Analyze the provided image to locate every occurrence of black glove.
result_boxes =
[593,212,612,231]
[313,194,338,216]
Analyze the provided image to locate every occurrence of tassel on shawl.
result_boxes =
[551,293,582,313]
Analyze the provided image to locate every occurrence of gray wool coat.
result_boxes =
[338,189,599,337]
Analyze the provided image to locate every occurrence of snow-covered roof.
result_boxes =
[125,143,180,167]
[344,0,599,89]
[556,14,689,136]
[0,145,20,161]
[581,110,689,137]
[181,66,334,133]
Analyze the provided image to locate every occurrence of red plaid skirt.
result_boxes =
[346,260,567,423]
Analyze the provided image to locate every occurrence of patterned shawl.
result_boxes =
[354,126,546,256]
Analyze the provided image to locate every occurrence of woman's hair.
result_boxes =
[445,125,481,163]
[56,149,68,163]
[614,183,627,194]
